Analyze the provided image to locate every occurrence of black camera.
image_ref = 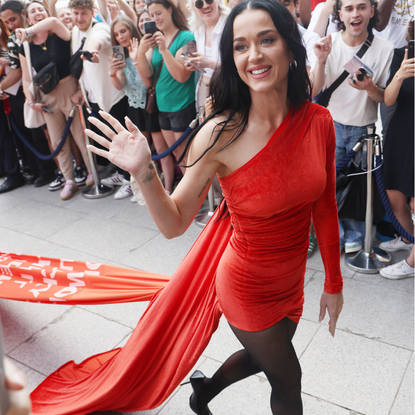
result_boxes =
[356,67,368,82]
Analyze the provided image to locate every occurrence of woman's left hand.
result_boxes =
[319,291,343,337]
[187,52,213,69]
[153,31,167,53]
[15,28,28,43]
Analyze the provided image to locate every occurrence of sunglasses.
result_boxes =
[195,0,214,9]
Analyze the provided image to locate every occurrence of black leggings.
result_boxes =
[198,317,302,414]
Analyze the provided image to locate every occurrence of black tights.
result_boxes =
[198,317,302,415]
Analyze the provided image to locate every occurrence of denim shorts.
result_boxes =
[158,102,196,132]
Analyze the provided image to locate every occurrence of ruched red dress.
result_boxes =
[2,101,342,414]
[216,101,342,331]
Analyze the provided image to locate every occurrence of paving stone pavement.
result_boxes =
[0,178,413,415]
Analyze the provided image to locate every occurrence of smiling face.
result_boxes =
[194,0,220,25]
[26,2,49,26]
[113,21,131,47]
[148,3,173,32]
[0,9,25,32]
[338,0,374,43]
[57,7,73,26]
[138,11,151,34]
[233,9,292,95]
[135,0,147,11]
[71,7,93,32]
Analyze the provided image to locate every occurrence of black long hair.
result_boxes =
[179,0,311,166]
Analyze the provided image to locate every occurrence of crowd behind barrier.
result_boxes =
[0,0,413,412]
[0,0,413,275]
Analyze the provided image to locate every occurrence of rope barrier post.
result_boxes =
[78,105,115,199]
[194,185,215,228]
[345,125,391,273]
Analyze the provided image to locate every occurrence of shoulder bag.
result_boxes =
[317,31,374,108]
[32,36,60,94]
[145,30,181,114]
[23,41,45,129]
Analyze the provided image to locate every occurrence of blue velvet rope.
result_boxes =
[9,113,73,161]
[151,126,193,161]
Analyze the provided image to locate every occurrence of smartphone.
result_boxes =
[42,106,53,114]
[180,54,206,74]
[408,40,414,60]
[112,45,125,62]
[144,20,157,36]
[79,50,95,62]
[0,317,11,415]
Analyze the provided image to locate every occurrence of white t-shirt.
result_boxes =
[324,31,394,126]
[299,25,320,68]
[385,0,414,48]
[308,2,338,36]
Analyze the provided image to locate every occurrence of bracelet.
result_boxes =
[108,71,116,78]
[133,61,138,65]
[367,86,378,96]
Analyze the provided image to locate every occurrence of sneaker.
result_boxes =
[114,180,132,200]
[60,180,78,200]
[308,235,318,258]
[101,173,124,186]
[380,260,415,280]
[130,195,137,203]
[379,236,413,252]
[74,166,87,186]
[48,171,65,191]
[98,163,117,180]
[85,172,94,187]
[345,242,363,254]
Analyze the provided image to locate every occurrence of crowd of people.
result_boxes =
[0,0,412,271]
[0,0,414,413]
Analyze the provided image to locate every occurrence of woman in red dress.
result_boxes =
[78,0,343,413]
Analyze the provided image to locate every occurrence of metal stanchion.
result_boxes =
[345,125,391,273]
[193,106,216,228]
[195,186,215,228]
[78,105,114,199]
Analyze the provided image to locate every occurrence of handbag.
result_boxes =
[23,41,45,129]
[145,30,181,114]
[317,31,374,108]
[32,36,60,94]
[33,61,59,94]
[70,36,87,80]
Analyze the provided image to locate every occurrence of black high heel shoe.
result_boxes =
[181,370,212,415]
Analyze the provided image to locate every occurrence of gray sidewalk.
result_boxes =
[0,179,413,415]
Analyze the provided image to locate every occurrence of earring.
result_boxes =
[289,60,297,71]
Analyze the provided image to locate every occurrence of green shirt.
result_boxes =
[152,31,196,113]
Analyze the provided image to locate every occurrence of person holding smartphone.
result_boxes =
[17,1,94,201]
[378,21,415,280]
[187,0,229,109]
[107,15,157,201]
[135,0,196,193]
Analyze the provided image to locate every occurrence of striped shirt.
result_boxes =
[7,31,20,69]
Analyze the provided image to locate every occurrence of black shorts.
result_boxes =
[128,106,161,134]
[158,102,196,132]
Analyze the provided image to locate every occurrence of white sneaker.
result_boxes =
[345,242,363,254]
[114,180,132,200]
[379,236,413,252]
[130,195,137,203]
[380,260,415,280]
[101,173,124,186]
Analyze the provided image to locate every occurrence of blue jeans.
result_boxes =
[334,121,367,246]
